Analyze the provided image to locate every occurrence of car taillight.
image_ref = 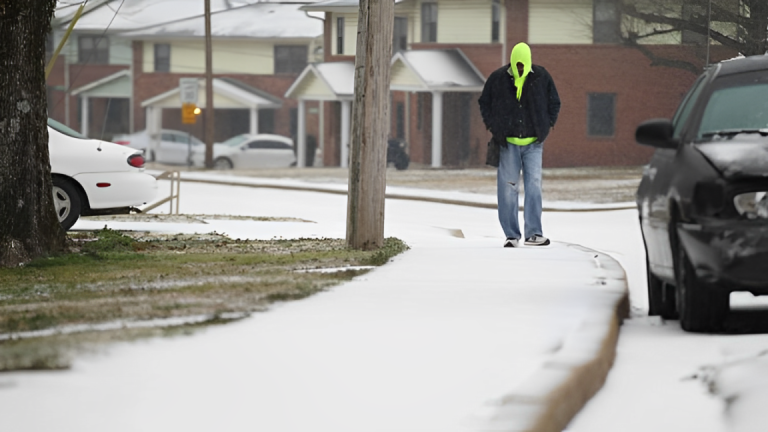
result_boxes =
[114,141,130,145]
[128,154,145,168]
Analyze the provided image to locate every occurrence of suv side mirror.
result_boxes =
[636,119,679,149]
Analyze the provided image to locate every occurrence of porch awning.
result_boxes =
[70,69,131,98]
[141,77,282,109]
[284,62,355,101]
[390,49,486,93]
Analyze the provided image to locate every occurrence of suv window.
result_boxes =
[672,75,707,140]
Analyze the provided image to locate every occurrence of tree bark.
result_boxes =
[346,0,394,250]
[0,0,66,267]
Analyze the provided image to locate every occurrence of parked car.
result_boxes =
[635,54,768,332]
[48,119,158,230]
[114,129,203,166]
[191,134,296,169]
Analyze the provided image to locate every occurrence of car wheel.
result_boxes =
[647,255,678,319]
[213,157,233,170]
[52,177,82,231]
[675,246,728,332]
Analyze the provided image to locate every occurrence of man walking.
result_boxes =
[478,42,560,248]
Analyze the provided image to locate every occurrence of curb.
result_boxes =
[477,245,629,432]
[170,176,636,213]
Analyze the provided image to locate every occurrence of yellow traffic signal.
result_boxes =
[182,103,198,124]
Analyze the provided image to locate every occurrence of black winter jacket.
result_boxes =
[478,64,561,145]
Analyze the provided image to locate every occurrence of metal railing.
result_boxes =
[141,171,181,214]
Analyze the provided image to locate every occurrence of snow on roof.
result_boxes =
[315,62,355,96]
[391,49,486,92]
[55,0,322,38]
[302,0,405,12]
[284,62,354,100]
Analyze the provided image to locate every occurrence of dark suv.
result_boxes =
[635,55,768,332]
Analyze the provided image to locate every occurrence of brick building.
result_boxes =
[47,0,323,145]
[294,0,737,168]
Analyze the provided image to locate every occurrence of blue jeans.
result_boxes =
[497,142,543,240]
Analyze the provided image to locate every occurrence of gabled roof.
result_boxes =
[54,0,322,38]
[302,0,406,13]
[390,49,486,92]
[70,69,131,98]
[142,78,283,109]
[120,2,322,39]
[285,62,355,101]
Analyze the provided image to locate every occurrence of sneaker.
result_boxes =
[504,238,520,248]
[525,235,550,246]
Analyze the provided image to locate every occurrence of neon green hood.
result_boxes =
[508,42,532,100]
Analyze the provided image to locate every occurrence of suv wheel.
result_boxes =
[675,246,728,332]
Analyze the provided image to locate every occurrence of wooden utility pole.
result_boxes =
[204,0,214,168]
[345,0,394,250]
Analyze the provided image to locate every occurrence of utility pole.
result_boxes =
[204,0,214,168]
[345,0,394,250]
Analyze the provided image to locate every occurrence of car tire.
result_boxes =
[675,246,728,332]
[647,255,678,319]
[52,177,82,231]
[214,157,233,170]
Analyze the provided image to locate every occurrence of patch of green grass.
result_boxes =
[0,231,409,372]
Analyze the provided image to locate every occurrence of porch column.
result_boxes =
[297,99,307,168]
[249,107,259,135]
[340,99,351,168]
[80,96,89,136]
[431,91,443,168]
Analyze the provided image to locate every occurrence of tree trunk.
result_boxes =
[0,0,66,267]
[346,0,394,250]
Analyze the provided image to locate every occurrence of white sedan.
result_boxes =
[48,119,158,230]
[114,129,203,166]
[191,134,296,170]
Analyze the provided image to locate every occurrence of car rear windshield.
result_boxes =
[221,135,249,147]
[698,72,768,139]
[48,118,87,139]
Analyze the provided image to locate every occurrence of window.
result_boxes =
[421,3,437,43]
[681,4,707,45]
[259,109,275,134]
[154,43,170,72]
[587,93,616,137]
[672,76,706,139]
[593,0,620,43]
[275,45,308,74]
[78,35,109,64]
[396,102,405,139]
[337,17,345,55]
[393,17,408,53]
[492,0,501,43]
[249,140,292,150]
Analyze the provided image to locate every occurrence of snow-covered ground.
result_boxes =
[1,175,767,431]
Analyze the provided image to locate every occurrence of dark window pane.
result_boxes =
[154,43,171,72]
[393,17,408,53]
[275,45,308,74]
[593,0,620,43]
[259,109,275,134]
[421,3,437,43]
[492,0,501,43]
[78,36,109,64]
[588,93,616,137]
[337,17,344,55]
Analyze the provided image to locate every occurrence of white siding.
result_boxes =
[293,72,335,99]
[436,0,495,44]
[331,13,359,55]
[390,59,423,89]
[529,0,593,44]
[109,38,132,65]
[143,40,312,75]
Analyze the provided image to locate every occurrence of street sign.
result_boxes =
[179,78,198,104]
[182,103,197,124]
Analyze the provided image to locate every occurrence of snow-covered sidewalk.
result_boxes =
[0,179,628,432]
